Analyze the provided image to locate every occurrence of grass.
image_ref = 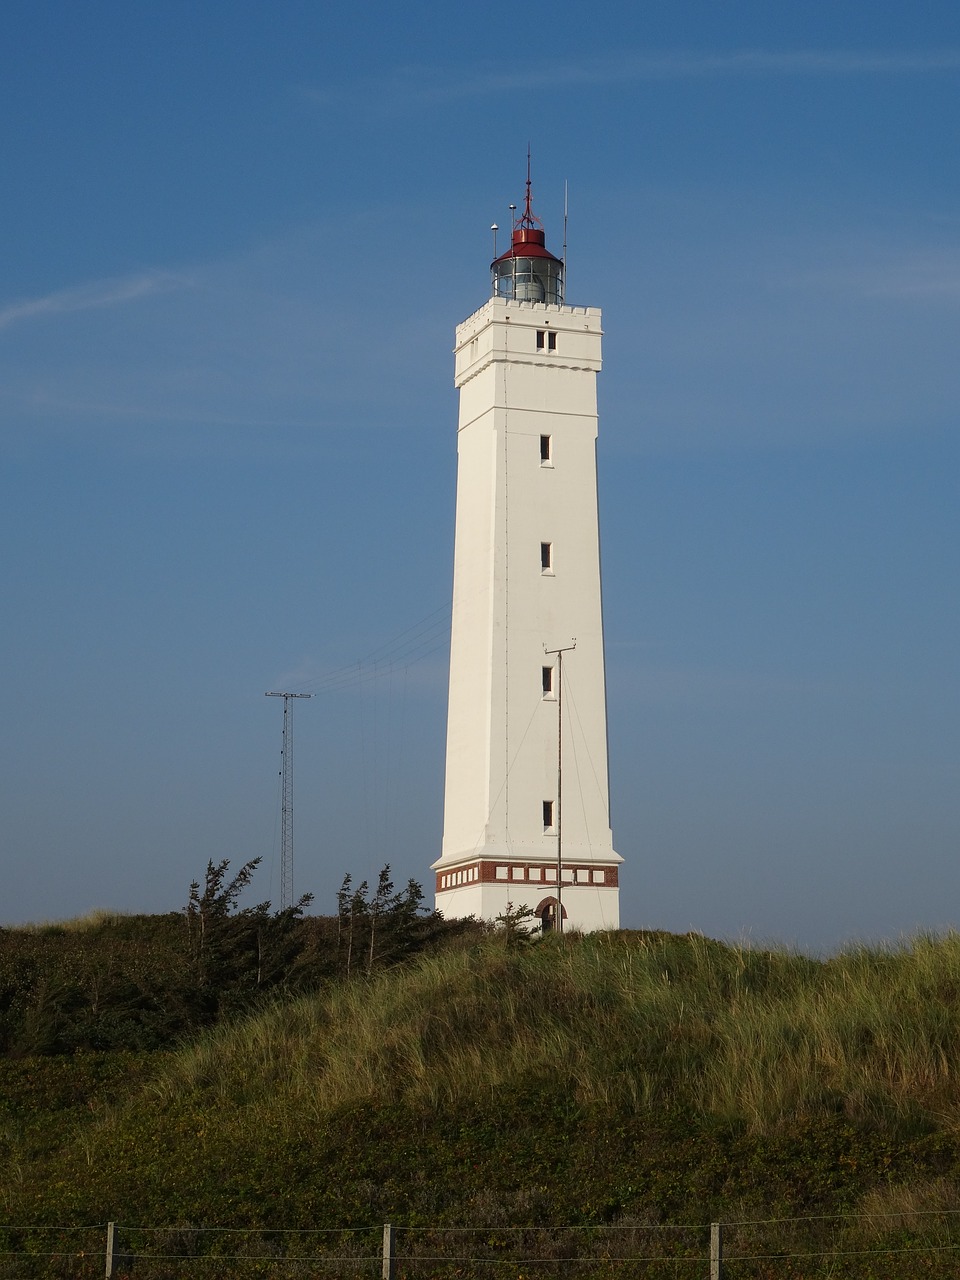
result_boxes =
[7,928,960,1269]
[14,909,133,933]
[146,928,960,1135]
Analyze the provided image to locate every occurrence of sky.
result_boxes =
[1,0,958,951]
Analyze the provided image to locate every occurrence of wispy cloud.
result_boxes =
[0,385,314,430]
[608,660,820,708]
[301,47,960,108]
[783,249,960,301]
[0,270,192,331]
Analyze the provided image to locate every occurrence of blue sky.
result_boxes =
[1,0,958,950]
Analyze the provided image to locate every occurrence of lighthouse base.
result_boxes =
[433,855,620,932]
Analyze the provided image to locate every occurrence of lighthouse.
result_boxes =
[433,171,622,933]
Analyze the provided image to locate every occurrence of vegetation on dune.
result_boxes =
[143,927,960,1136]
[7,908,960,1274]
[0,861,468,1055]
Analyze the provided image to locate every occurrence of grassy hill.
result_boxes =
[5,928,960,1275]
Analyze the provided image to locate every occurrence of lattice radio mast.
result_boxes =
[265,691,312,909]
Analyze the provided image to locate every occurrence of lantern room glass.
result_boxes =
[492,255,563,306]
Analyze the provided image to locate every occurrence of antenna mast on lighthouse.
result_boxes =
[265,691,312,909]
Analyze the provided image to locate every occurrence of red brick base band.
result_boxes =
[436,861,619,894]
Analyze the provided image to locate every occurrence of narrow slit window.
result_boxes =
[540,541,552,571]
[536,330,546,350]
[547,331,557,351]
[542,665,554,696]
[543,800,554,830]
[540,434,551,462]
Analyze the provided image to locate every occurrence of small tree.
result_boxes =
[495,901,540,947]
[336,874,369,980]
[184,858,312,1016]
[334,868,453,977]
[336,873,352,964]
[185,858,263,990]
[367,865,394,975]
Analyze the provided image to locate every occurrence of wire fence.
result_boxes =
[5,1210,960,1279]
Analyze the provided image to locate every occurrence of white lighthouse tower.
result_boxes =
[433,171,622,932]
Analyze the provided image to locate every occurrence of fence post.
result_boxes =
[105,1222,115,1280]
[382,1222,394,1280]
[709,1221,722,1280]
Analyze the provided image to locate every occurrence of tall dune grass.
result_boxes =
[150,930,960,1137]
[17,909,131,933]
